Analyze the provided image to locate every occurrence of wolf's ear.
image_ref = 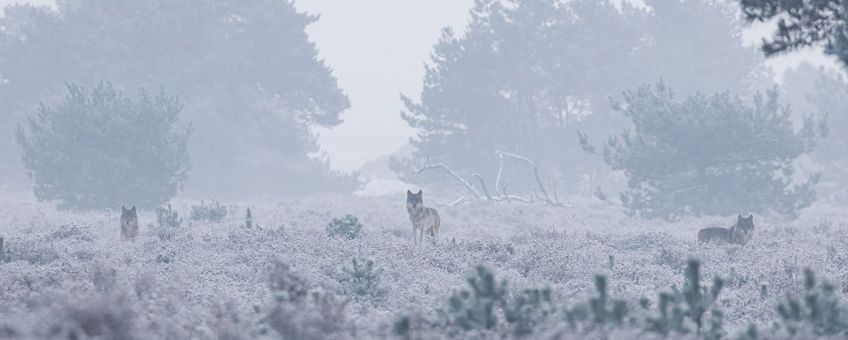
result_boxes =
[131,206,136,214]
[407,189,413,196]
[417,189,423,196]
[748,214,753,220]
[122,206,127,213]
[738,214,743,220]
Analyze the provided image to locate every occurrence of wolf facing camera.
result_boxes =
[407,189,440,246]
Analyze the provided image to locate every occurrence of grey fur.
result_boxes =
[407,189,440,246]
[121,206,139,241]
[698,214,754,245]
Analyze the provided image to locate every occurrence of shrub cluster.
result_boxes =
[394,258,848,339]
[190,200,228,222]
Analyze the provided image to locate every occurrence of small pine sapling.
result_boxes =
[589,275,628,327]
[156,203,182,229]
[244,207,254,228]
[342,258,384,298]
[776,269,848,336]
[682,259,724,335]
[325,215,363,240]
[503,287,556,336]
[443,266,507,331]
[393,315,412,340]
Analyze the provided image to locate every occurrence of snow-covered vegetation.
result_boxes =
[1,192,847,339]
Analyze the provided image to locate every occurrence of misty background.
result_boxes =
[0,0,845,212]
[5,1,848,339]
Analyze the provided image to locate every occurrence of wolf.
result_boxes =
[121,206,139,241]
[698,214,754,245]
[407,189,440,246]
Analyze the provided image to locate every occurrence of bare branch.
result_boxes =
[472,173,493,200]
[552,179,560,204]
[496,151,560,206]
[416,163,481,200]
[495,154,505,195]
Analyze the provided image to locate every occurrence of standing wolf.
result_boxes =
[698,214,755,245]
[121,206,139,241]
[407,190,440,246]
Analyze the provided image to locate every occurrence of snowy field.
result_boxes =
[1,191,847,339]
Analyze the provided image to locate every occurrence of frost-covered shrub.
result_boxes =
[89,264,117,293]
[503,287,556,336]
[438,265,555,336]
[190,200,227,222]
[341,258,384,299]
[775,269,848,336]
[153,204,183,241]
[40,293,138,340]
[640,259,725,337]
[0,236,4,263]
[681,259,724,336]
[564,275,628,330]
[393,315,412,340]
[15,82,190,210]
[325,215,363,240]
[266,290,348,340]
[442,266,507,331]
[5,238,61,265]
[268,261,309,302]
[260,261,349,339]
[588,275,628,327]
[156,204,182,230]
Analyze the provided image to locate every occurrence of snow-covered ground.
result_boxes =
[1,191,847,339]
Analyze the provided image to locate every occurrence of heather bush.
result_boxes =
[38,293,139,340]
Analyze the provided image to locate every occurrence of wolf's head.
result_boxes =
[121,206,138,229]
[407,189,423,213]
[735,214,755,243]
[736,214,754,231]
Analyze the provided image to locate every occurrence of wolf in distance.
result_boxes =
[407,190,440,246]
[121,206,139,241]
[698,214,754,245]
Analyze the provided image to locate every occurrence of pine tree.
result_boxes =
[581,82,824,219]
[16,82,190,210]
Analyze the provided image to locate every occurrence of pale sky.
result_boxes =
[1,0,841,173]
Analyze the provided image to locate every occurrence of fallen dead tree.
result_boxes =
[414,151,563,206]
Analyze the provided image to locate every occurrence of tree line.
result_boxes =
[3,0,846,219]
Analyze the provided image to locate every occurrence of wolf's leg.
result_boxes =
[412,227,418,245]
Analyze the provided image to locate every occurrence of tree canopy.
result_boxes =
[394,0,762,195]
[582,82,823,219]
[0,0,356,197]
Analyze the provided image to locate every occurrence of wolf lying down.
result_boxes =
[698,214,755,245]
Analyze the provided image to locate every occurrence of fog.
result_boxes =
[2,0,848,339]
